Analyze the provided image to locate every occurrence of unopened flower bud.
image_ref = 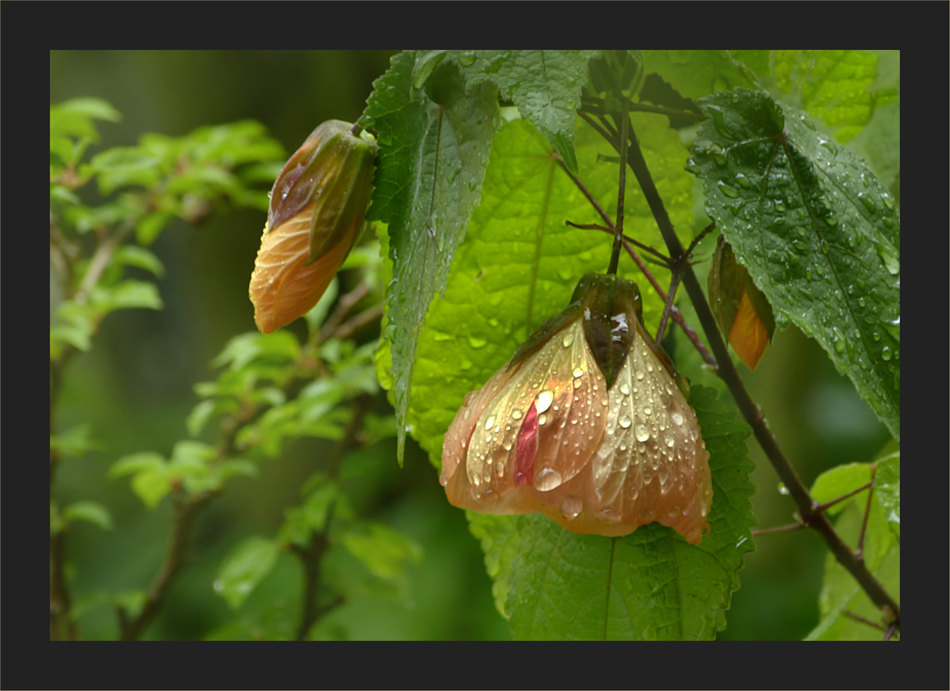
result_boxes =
[708,236,775,370]
[441,273,713,545]
[250,120,377,333]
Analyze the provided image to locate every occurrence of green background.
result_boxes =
[50,50,891,640]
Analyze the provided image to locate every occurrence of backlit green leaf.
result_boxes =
[690,89,899,441]
[214,537,281,610]
[874,451,900,541]
[642,50,770,100]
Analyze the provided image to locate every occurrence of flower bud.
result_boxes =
[441,273,713,545]
[708,236,775,370]
[250,120,377,334]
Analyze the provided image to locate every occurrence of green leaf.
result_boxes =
[112,245,165,277]
[466,512,521,619]
[805,498,898,640]
[772,50,880,143]
[303,276,339,335]
[214,537,281,610]
[61,501,113,530]
[109,451,171,509]
[502,386,754,640]
[642,50,770,100]
[91,279,163,313]
[690,89,899,441]
[50,98,121,140]
[212,330,301,371]
[394,114,693,468]
[874,451,900,541]
[450,50,599,175]
[364,51,499,462]
[339,522,423,581]
[810,463,872,517]
[279,474,340,547]
[50,423,104,459]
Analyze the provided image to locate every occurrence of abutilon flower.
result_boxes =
[250,120,377,334]
[441,273,713,545]
[708,235,775,370]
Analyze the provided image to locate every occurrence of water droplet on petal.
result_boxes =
[638,509,655,523]
[561,496,582,520]
[535,467,563,491]
[619,416,632,429]
[536,390,554,414]
[671,412,684,426]
[635,424,650,442]
[484,415,495,430]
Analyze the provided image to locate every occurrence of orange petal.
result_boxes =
[249,207,357,334]
[729,286,770,370]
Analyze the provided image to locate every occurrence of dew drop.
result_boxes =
[572,366,584,378]
[664,432,675,448]
[573,378,582,389]
[535,467,563,491]
[484,416,495,430]
[619,415,632,429]
[669,506,681,518]
[635,424,650,442]
[561,496,583,520]
[562,331,575,347]
[619,383,630,395]
[600,508,621,523]
[671,412,684,426]
[538,413,547,426]
[881,346,892,361]
[512,409,523,420]
[858,193,877,213]
[637,509,655,523]
[536,390,554,414]
[642,406,652,416]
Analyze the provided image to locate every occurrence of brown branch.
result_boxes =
[119,488,216,640]
[752,523,806,536]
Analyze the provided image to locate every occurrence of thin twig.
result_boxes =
[655,272,681,343]
[856,466,877,561]
[813,481,873,514]
[751,523,806,536]
[842,608,886,632]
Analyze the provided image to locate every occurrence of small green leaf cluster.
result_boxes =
[50,98,286,361]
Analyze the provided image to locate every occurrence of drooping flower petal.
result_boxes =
[441,273,713,544]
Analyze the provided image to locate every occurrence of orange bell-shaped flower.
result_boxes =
[441,274,713,544]
[250,120,377,334]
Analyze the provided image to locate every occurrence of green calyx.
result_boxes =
[574,273,642,390]
[508,273,645,391]
[267,120,378,264]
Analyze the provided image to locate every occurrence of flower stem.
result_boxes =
[608,98,629,276]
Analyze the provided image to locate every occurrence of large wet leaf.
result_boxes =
[502,386,754,640]
[642,50,770,100]
[364,51,498,461]
[449,50,599,174]
[403,113,693,467]
[690,89,900,441]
